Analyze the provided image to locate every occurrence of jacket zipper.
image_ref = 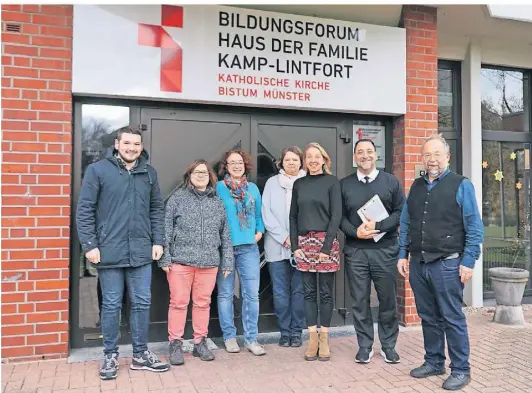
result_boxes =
[199,198,204,248]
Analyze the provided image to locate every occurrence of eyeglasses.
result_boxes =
[191,171,209,177]
[423,152,444,160]
[227,161,244,167]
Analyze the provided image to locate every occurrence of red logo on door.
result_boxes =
[138,5,183,93]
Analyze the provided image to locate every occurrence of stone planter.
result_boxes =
[488,267,530,325]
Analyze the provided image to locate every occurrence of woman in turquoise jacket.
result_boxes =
[216,149,265,356]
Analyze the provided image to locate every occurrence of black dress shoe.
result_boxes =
[290,336,302,347]
[278,335,290,347]
[410,363,446,378]
[442,374,471,390]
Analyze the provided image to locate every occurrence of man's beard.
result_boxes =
[428,167,442,177]
[119,151,138,164]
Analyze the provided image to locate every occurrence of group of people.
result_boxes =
[77,126,483,391]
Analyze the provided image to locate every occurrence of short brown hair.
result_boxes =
[277,146,304,171]
[183,159,217,192]
[115,125,143,141]
[218,150,253,177]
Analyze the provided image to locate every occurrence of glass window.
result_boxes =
[481,140,531,291]
[81,104,130,179]
[481,68,528,132]
[78,104,130,329]
[438,68,454,129]
[448,139,458,173]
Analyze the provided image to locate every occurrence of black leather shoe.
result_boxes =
[279,335,290,347]
[354,347,373,363]
[290,336,302,347]
[410,363,446,378]
[442,374,471,390]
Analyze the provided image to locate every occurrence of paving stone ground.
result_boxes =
[2,309,532,393]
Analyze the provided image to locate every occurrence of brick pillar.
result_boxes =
[394,5,438,326]
[1,5,73,362]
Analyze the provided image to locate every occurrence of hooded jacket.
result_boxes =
[76,147,165,268]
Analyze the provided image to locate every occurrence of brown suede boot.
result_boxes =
[318,331,330,361]
[304,331,319,361]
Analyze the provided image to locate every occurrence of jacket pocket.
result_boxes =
[97,221,107,244]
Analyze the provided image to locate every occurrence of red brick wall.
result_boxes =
[1,5,73,362]
[394,5,438,326]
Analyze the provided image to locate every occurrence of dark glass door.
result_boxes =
[141,108,252,341]
[252,114,343,328]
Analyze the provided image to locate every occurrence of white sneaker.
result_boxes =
[224,338,240,353]
[245,341,266,356]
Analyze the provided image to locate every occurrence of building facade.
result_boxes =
[1,4,532,362]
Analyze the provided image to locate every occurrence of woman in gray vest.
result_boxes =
[261,146,306,348]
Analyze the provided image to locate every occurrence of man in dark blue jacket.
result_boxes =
[76,126,169,380]
[397,134,483,391]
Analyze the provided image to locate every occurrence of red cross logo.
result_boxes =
[138,5,183,93]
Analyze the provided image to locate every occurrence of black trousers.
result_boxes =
[301,271,335,327]
[344,244,399,349]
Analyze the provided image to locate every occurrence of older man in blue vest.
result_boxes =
[397,134,484,391]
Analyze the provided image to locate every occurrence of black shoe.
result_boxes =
[279,335,290,347]
[290,336,302,348]
[380,348,401,364]
[410,363,446,378]
[130,350,170,372]
[442,373,471,390]
[100,353,118,380]
[169,340,184,365]
[354,347,373,364]
[193,338,215,361]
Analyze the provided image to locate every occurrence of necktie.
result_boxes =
[364,176,370,184]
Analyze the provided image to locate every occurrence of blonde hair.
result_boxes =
[304,142,332,175]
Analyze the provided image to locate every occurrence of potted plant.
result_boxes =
[488,221,530,325]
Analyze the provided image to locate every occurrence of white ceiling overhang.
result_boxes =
[230,4,403,27]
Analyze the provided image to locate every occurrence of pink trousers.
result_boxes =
[167,264,218,344]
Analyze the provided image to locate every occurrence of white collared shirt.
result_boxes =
[357,168,379,183]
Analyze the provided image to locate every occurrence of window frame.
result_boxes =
[438,59,462,174]
[480,63,532,137]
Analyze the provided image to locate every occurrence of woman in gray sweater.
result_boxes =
[261,146,306,348]
[159,159,234,366]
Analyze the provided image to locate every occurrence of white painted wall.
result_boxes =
[460,40,484,307]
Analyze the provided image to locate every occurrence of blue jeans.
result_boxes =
[216,244,260,344]
[409,257,470,374]
[268,260,305,338]
[98,263,152,357]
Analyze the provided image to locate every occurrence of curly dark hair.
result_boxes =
[218,150,253,177]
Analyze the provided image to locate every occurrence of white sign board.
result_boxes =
[72,5,406,115]
[353,124,386,168]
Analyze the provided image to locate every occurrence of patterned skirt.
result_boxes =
[295,231,340,273]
